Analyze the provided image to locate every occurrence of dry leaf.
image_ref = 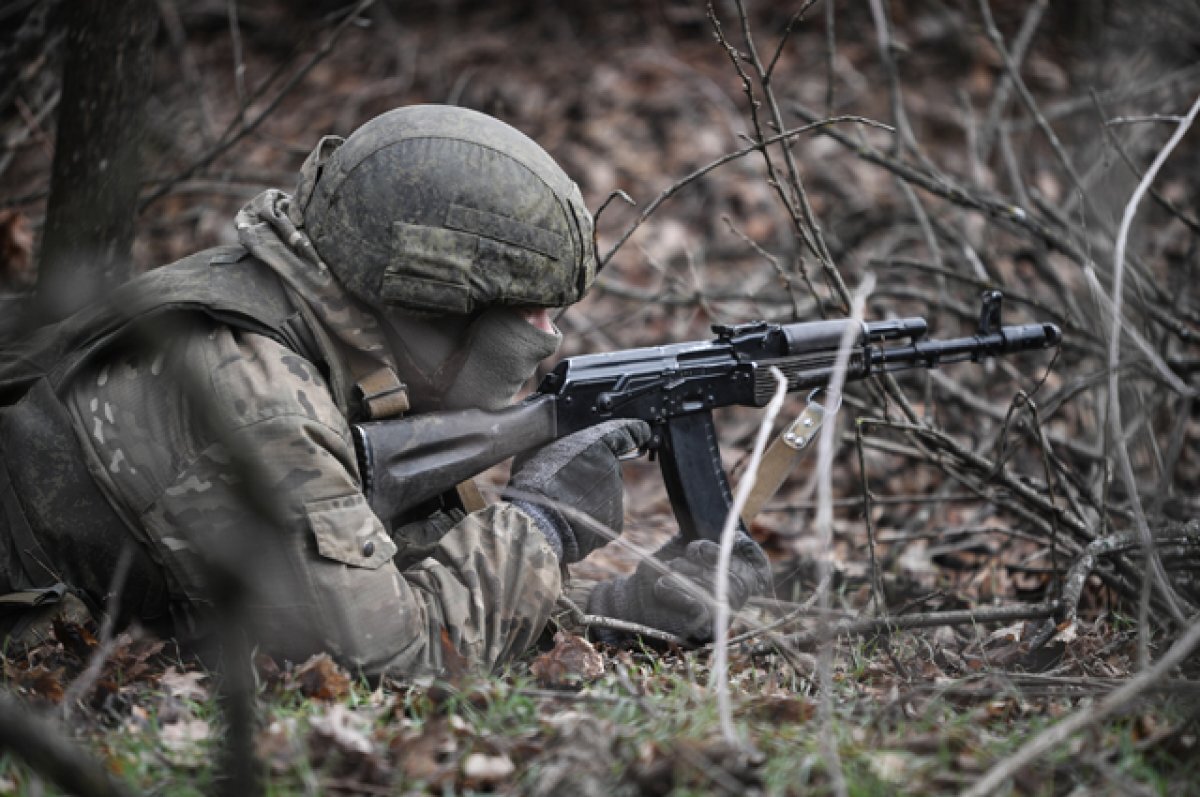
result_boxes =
[292,653,351,701]
[309,704,373,757]
[986,622,1025,644]
[24,666,65,703]
[393,718,457,784]
[254,652,284,691]
[745,695,815,723]
[52,619,98,660]
[439,629,472,680]
[160,718,211,768]
[461,752,515,787]
[256,717,303,774]
[306,704,390,785]
[530,631,605,688]
[986,698,1019,721]
[112,637,168,684]
[1052,620,1079,643]
[867,751,913,783]
[633,737,764,794]
[159,667,208,702]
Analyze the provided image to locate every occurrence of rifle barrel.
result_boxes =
[873,322,1061,370]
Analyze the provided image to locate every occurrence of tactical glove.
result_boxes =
[505,419,651,564]
[586,532,771,641]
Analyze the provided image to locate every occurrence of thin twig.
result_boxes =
[812,274,875,797]
[1090,90,1200,236]
[580,614,688,647]
[593,189,636,228]
[751,602,1059,653]
[977,0,1049,163]
[854,421,886,616]
[823,0,836,115]
[857,418,1091,544]
[61,546,134,715]
[555,594,689,646]
[871,257,1070,328]
[592,274,818,309]
[1105,90,1200,644]
[732,0,846,308]
[139,0,375,213]
[996,392,1063,597]
[793,103,1092,268]
[722,216,805,321]
[227,0,248,117]
[722,571,833,647]
[1106,114,1187,126]
[867,0,928,170]
[599,115,891,269]
[977,0,1089,219]
[1151,394,1193,519]
[761,492,984,511]
[765,3,815,79]
[1079,268,1192,397]
[712,365,787,747]
[154,0,217,145]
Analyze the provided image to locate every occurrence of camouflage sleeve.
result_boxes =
[70,318,560,678]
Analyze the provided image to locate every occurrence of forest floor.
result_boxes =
[2,1,1199,794]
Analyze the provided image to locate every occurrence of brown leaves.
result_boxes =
[460,752,516,789]
[290,653,351,701]
[632,737,765,796]
[13,665,66,703]
[158,667,209,702]
[52,617,98,660]
[158,717,212,769]
[438,628,472,680]
[392,717,457,786]
[530,631,605,688]
[1,620,172,707]
[306,702,391,786]
[744,694,815,724]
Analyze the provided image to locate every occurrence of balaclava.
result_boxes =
[383,308,562,412]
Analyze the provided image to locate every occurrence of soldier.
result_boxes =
[0,105,770,676]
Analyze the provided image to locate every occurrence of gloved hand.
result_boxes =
[586,532,771,641]
[505,419,651,564]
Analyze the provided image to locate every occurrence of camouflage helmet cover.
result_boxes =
[300,105,596,315]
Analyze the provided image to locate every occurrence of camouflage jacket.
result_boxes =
[49,195,562,678]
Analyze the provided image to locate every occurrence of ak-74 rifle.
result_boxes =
[353,291,1061,540]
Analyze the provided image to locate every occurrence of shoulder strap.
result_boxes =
[0,246,323,399]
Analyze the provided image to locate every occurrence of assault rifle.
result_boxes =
[353,291,1061,540]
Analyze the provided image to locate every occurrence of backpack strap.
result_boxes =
[43,246,325,390]
[2,247,325,399]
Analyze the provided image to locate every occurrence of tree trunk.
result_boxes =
[36,0,157,323]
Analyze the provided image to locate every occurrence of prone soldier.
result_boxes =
[0,105,771,676]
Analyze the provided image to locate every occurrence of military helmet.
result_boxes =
[297,105,596,315]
